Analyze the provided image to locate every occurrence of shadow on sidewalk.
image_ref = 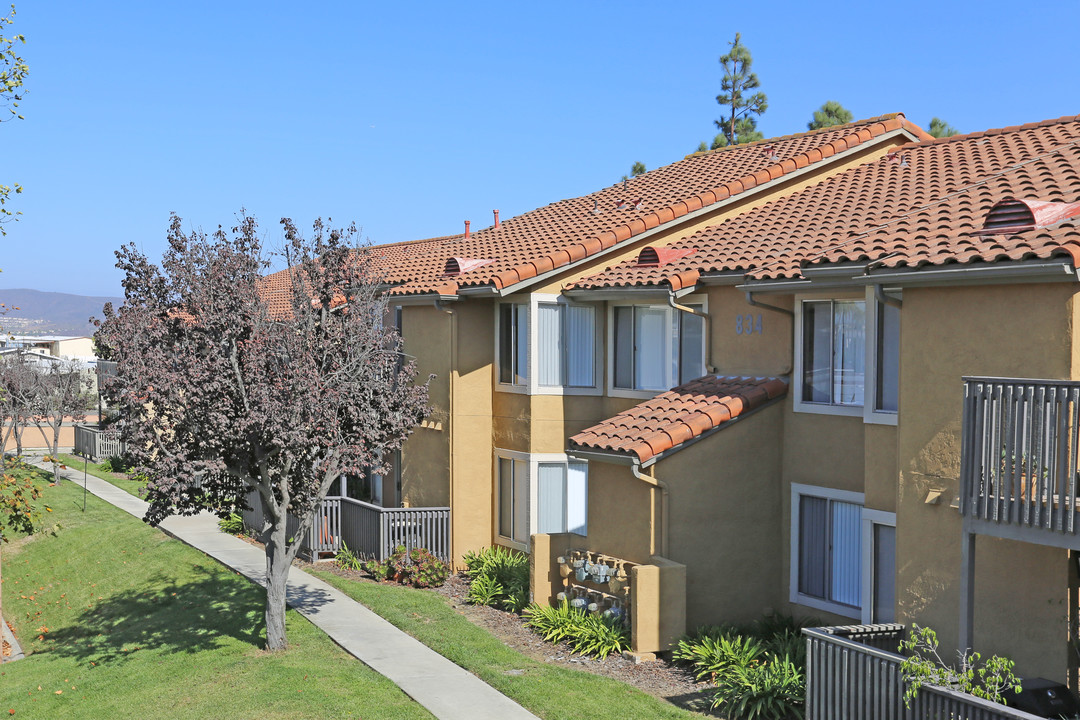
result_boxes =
[40,565,333,663]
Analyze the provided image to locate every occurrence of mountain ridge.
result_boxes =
[0,288,123,336]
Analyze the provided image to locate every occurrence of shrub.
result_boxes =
[711,653,805,720]
[461,545,529,611]
[100,453,134,474]
[675,632,767,683]
[363,545,449,589]
[334,542,364,571]
[217,512,246,535]
[524,600,630,659]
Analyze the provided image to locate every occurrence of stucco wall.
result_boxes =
[400,305,451,508]
[896,282,1077,681]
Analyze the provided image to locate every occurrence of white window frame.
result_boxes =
[861,509,897,624]
[606,294,708,400]
[864,287,900,426]
[494,449,589,552]
[789,482,865,619]
[495,295,602,396]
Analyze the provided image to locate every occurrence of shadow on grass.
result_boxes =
[42,565,332,663]
[664,689,715,715]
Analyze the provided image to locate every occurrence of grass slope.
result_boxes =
[309,570,705,720]
[56,454,146,498]
[0,470,430,720]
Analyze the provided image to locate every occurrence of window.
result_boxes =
[537,303,595,388]
[496,451,588,549]
[498,304,528,385]
[612,302,706,393]
[794,289,900,421]
[790,484,864,618]
[497,456,528,544]
[801,299,865,406]
[536,460,588,535]
[498,298,598,392]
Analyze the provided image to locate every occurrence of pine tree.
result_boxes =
[715,32,767,146]
[927,117,959,138]
[808,101,853,130]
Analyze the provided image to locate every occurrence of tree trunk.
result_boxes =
[263,517,291,651]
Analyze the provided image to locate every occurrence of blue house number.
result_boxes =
[735,313,763,335]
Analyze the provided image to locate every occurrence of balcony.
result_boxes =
[804,624,1043,719]
[241,493,451,563]
[960,377,1080,549]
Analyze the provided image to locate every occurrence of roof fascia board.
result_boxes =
[697,272,746,286]
[493,127,914,298]
[800,263,867,280]
[565,449,638,466]
[562,285,695,301]
[857,259,1078,287]
[388,294,461,307]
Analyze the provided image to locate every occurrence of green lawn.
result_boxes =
[55,453,146,498]
[309,569,708,720]
[0,465,430,720]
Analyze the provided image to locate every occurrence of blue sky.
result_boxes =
[2,0,1078,297]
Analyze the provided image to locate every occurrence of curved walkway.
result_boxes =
[33,458,538,720]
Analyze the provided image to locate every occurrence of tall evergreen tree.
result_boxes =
[631,161,646,176]
[808,101,853,130]
[928,117,959,138]
[715,32,767,146]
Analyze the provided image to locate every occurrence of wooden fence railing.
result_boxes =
[804,625,1043,720]
[240,493,450,562]
[73,424,126,460]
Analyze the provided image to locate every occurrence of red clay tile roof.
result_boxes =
[569,375,787,464]
[570,115,1080,290]
[371,114,927,297]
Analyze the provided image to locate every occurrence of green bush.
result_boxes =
[462,545,530,612]
[217,512,246,535]
[524,600,630,659]
[899,624,1020,707]
[334,541,364,571]
[100,453,133,474]
[674,612,815,720]
[363,545,449,589]
[711,654,805,720]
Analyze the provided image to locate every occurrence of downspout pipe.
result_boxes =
[668,290,716,374]
[435,297,458,565]
[744,290,794,317]
[631,461,669,558]
[864,255,903,309]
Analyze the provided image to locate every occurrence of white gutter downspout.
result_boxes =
[668,290,716,374]
[631,461,669,558]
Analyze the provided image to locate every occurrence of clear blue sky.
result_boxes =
[2,0,1078,297]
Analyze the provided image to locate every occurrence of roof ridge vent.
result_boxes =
[443,257,494,276]
[980,197,1080,235]
[636,245,697,267]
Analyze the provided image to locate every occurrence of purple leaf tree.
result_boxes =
[94,213,430,650]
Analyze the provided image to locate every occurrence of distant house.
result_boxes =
[1,335,96,361]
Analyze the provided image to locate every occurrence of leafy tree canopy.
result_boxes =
[808,101,853,130]
[630,161,646,177]
[95,213,430,650]
[0,4,25,233]
[715,32,767,146]
[928,117,959,138]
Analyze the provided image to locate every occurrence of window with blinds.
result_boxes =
[794,487,863,613]
[536,303,595,388]
[613,304,705,392]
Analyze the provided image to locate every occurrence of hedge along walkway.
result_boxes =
[31,458,538,720]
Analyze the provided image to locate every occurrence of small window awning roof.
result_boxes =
[568,375,787,464]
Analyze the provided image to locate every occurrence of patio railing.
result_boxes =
[241,493,451,562]
[73,424,126,460]
[804,624,1043,720]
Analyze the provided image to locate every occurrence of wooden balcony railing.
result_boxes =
[73,424,126,461]
[804,624,1043,720]
[241,492,451,562]
[960,377,1080,545]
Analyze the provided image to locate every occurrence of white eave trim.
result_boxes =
[562,285,696,301]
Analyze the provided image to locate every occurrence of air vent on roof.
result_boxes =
[980,197,1080,235]
[443,257,494,276]
[636,246,697,268]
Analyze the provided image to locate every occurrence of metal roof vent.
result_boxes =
[636,246,697,267]
[443,257,494,276]
[980,197,1080,235]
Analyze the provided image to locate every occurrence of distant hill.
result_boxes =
[0,288,122,336]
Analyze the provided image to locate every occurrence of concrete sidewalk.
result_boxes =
[34,458,538,720]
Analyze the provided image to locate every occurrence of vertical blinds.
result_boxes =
[536,303,595,388]
[798,494,861,608]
